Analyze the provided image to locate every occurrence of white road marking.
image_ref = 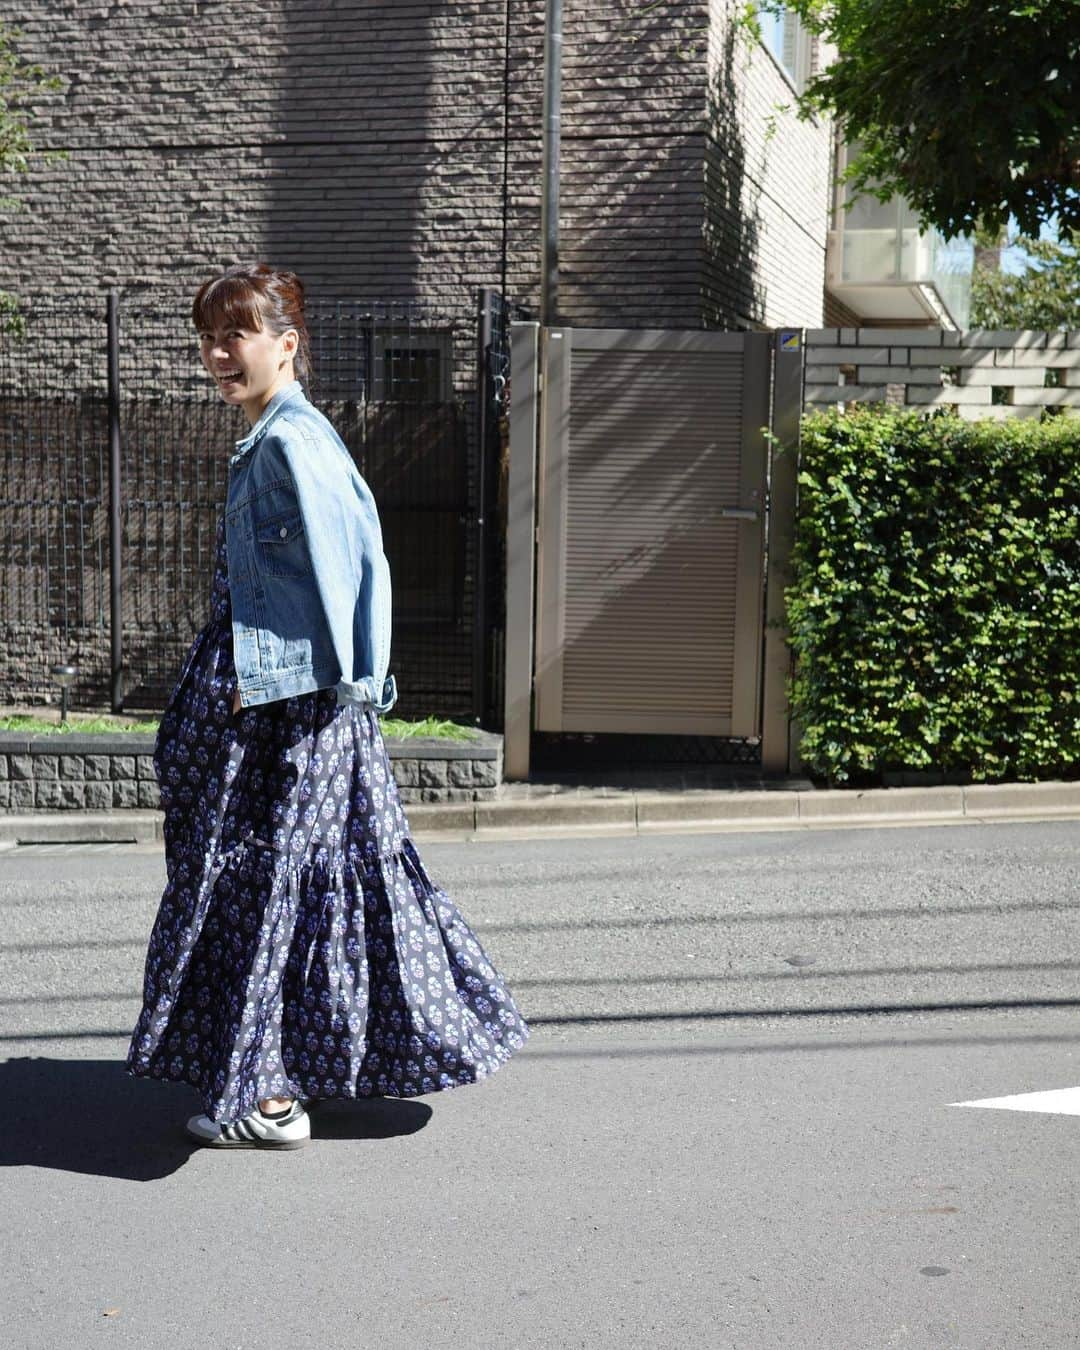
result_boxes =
[951,1086,1080,1115]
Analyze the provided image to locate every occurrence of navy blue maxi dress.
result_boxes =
[127,518,530,1124]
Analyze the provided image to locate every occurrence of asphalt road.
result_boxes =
[3,821,1080,1349]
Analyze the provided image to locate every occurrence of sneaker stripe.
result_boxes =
[204,1104,308,1147]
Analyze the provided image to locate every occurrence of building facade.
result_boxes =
[1,1,837,332]
[0,1,971,719]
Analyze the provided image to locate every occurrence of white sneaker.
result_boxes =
[185,1100,311,1149]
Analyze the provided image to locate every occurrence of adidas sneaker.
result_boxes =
[185,1100,311,1149]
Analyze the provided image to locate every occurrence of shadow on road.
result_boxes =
[1,1058,434,1180]
[2,1058,198,1181]
[307,1097,432,1142]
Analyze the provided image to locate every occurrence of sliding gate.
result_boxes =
[531,327,771,738]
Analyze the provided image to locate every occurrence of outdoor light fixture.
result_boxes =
[50,663,78,724]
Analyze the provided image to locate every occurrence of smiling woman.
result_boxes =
[193,265,313,423]
[125,262,530,1151]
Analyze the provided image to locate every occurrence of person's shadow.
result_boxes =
[1,1058,433,1181]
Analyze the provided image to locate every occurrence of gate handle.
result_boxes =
[717,507,759,521]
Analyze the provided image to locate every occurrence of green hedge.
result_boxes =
[786,407,1080,784]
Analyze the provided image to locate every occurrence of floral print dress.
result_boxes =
[127,517,530,1124]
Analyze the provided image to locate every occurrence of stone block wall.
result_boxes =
[2,3,526,320]
[389,739,502,801]
[804,329,1080,420]
[0,745,160,812]
[556,3,709,327]
[0,732,503,810]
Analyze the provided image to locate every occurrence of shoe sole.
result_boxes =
[184,1126,310,1150]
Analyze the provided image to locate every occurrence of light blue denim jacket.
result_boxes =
[224,381,397,713]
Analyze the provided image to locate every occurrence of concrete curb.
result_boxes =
[0,812,163,844]
[2,779,1080,845]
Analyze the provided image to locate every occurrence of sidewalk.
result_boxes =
[3,776,1080,845]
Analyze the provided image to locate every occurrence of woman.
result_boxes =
[127,263,529,1148]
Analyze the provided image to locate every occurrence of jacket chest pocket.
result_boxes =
[254,508,312,580]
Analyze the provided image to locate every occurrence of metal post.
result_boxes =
[539,0,562,326]
[106,289,123,713]
[473,286,495,726]
[503,321,541,779]
[761,329,804,774]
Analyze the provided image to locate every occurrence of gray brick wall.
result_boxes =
[556,4,707,326]
[804,329,1080,420]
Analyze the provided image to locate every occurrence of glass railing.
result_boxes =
[928,233,975,331]
[838,224,972,329]
[832,144,974,328]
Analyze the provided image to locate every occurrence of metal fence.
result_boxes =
[0,288,526,722]
[477,288,531,728]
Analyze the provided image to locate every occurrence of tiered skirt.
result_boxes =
[127,552,529,1124]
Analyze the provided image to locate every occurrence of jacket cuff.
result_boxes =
[334,674,397,714]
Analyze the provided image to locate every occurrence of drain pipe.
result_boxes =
[540,0,562,326]
[106,289,124,714]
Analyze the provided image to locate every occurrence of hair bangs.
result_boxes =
[192,276,266,335]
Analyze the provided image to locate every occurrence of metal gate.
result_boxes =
[504,324,777,774]
[532,327,770,737]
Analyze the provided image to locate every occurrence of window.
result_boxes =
[372,330,453,403]
[757,5,812,91]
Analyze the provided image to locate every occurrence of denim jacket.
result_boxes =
[224,381,397,713]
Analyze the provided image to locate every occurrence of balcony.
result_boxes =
[826,148,973,329]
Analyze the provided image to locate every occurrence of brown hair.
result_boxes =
[192,262,313,383]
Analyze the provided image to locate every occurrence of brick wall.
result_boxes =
[3,3,522,313]
[1,2,693,328]
[557,3,707,326]
[703,0,832,329]
[805,329,1080,420]
[1,2,838,712]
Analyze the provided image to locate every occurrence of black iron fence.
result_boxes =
[477,288,531,728]
[0,288,527,723]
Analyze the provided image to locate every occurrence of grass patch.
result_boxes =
[0,712,479,740]
[0,714,160,734]
[380,716,479,741]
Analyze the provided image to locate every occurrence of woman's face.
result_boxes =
[198,318,298,424]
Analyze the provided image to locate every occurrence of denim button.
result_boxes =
[279,526,288,539]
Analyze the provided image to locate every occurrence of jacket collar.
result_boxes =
[232,380,305,461]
